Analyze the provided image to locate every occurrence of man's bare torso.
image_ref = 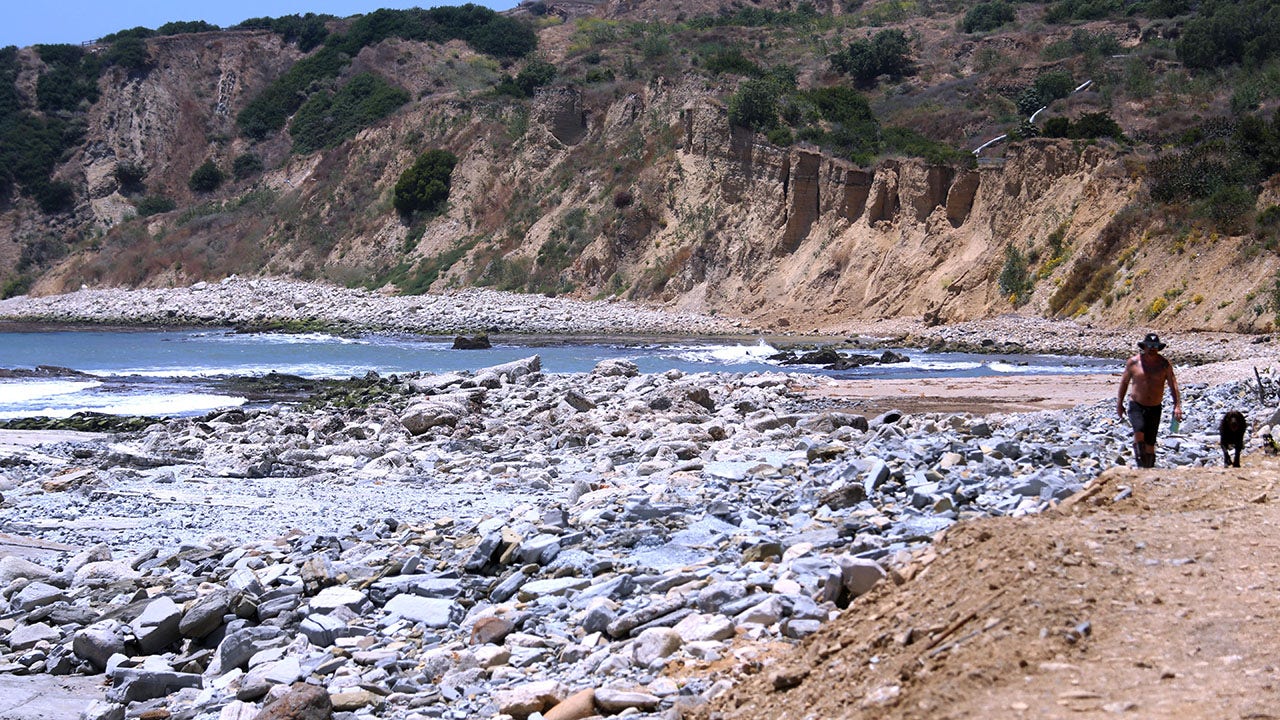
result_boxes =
[1125,353,1171,405]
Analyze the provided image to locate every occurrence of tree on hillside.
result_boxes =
[729,78,782,132]
[104,37,151,72]
[232,152,264,180]
[829,29,914,88]
[188,160,225,193]
[156,21,220,35]
[1176,0,1280,69]
[394,149,457,216]
[962,1,1016,33]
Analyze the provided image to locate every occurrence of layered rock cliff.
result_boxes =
[2,6,1276,335]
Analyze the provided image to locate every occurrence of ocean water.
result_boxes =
[0,329,1118,419]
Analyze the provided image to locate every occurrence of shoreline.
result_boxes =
[2,278,1276,364]
[3,278,1278,424]
[1,294,1277,717]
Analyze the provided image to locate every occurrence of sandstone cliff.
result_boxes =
[2,4,1275,335]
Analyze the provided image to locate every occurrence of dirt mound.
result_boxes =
[699,456,1280,719]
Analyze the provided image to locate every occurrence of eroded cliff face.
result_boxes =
[626,98,1276,333]
[622,100,1132,331]
[5,32,1275,334]
[80,33,300,227]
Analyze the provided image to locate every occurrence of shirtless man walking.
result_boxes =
[1116,333,1183,468]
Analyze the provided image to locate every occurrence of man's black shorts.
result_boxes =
[1128,400,1163,442]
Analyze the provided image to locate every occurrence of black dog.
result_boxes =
[1220,410,1247,468]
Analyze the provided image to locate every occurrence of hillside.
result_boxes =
[2,0,1279,334]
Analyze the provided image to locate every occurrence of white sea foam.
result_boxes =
[909,360,984,372]
[671,341,778,364]
[100,364,376,379]
[0,392,245,420]
[222,332,367,346]
[0,379,103,404]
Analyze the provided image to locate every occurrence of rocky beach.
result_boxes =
[2,280,1280,720]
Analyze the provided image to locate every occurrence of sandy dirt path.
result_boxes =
[703,456,1280,719]
[800,356,1277,416]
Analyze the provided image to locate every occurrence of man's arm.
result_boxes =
[1167,364,1182,421]
[1117,359,1132,418]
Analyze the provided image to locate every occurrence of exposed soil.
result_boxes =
[697,455,1280,720]
[795,355,1276,417]
[797,373,1120,416]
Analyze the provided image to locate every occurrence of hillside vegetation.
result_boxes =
[1,0,1279,334]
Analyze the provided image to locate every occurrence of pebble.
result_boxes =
[0,277,742,336]
[0,346,1270,719]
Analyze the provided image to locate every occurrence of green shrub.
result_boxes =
[16,235,69,272]
[33,179,75,214]
[1072,111,1125,140]
[232,152,264,180]
[1043,29,1122,60]
[1201,184,1257,235]
[882,127,974,166]
[1044,0,1124,24]
[686,5,819,29]
[1035,71,1075,103]
[135,195,176,216]
[1177,0,1280,70]
[1140,0,1192,18]
[1016,87,1045,116]
[1011,119,1041,140]
[0,113,82,200]
[99,27,156,43]
[2,275,33,299]
[290,73,410,153]
[1259,204,1280,230]
[104,37,151,72]
[239,6,536,141]
[394,149,457,216]
[234,13,333,51]
[1235,108,1280,178]
[798,85,881,159]
[188,160,225,193]
[962,2,1016,33]
[998,243,1032,304]
[155,20,220,35]
[829,29,913,89]
[728,78,782,131]
[34,45,102,114]
[0,47,20,115]
[497,58,557,97]
[466,14,539,58]
[1148,149,1231,203]
[1039,112,1124,140]
[1043,116,1073,137]
[766,126,794,146]
[237,46,347,139]
[703,48,762,76]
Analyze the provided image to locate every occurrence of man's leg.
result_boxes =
[1133,431,1145,467]
[1140,405,1161,468]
